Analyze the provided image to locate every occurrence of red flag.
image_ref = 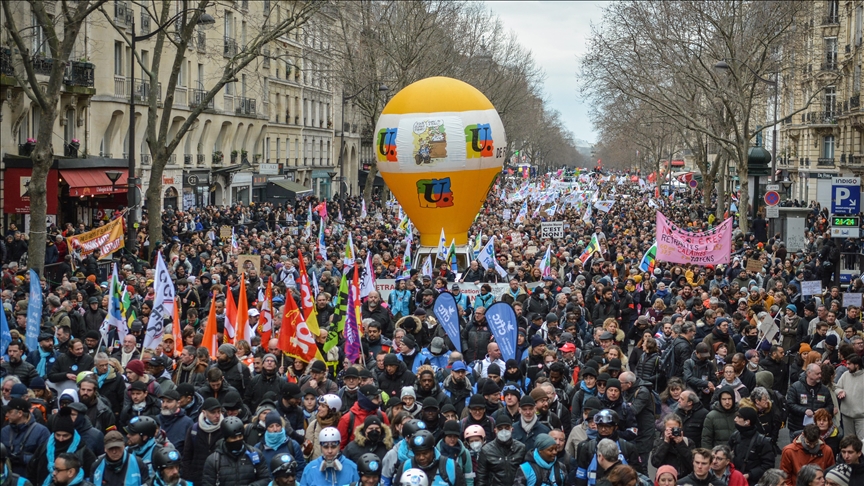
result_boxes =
[277,290,318,363]
[296,250,320,335]
[201,298,219,359]
[259,278,273,345]
[173,296,183,354]
[224,283,237,344]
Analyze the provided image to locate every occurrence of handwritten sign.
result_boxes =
[220,226,232,239]
[655,212,732,265]
[801,280,822,296]
[746,259,764,274]
[843,293,863,307]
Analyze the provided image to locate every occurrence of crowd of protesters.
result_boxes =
[1,169,864,486]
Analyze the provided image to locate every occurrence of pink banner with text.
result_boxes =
[655,212,733,265]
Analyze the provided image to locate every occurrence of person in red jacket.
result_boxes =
[337,384,390,449]
[710,445,747,486]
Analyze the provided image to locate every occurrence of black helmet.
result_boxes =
[221,416,245,438]
[401,419,427,439]
[152,447,182,471]
[125,416,158,438]
[408,430,435,452]
[270,453,298,478]
[357,453,383,477]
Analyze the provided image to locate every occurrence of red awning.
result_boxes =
[60,169,128,197]
[671,160,685,167]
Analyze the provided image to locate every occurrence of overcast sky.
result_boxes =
[485,1,607,145]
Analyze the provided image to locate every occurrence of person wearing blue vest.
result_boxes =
[513,434,566,486]
[1,443,34,486]
[125,416,161,477]
[299,427,359,486]
[573,410,639,486]
[398,430,465,486]
[145,447,192,486]
[92,431,148,486]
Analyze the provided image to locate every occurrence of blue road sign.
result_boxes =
[831,177,861,215]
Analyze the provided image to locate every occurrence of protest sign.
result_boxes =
[541,221,564,239]
[801,280,822,296]
[66,217,125,258]
[843,293,863,307]
[655,212,732,265]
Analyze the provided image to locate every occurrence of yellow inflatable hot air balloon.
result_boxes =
[375,77,506,247]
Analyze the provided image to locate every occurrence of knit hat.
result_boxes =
[383,354,400,366]
[54,415,76,435]
[482,381,501,396]
[786,304,797,313]
[534,433,557,451]
[495,414,512,427]
[825,464,852,486]
[736,407,759,426]
[584,396,604,411]
[126,359,145,376]
[606,378,621,390]
[487,364,501,376]
[443,420,461,437]
[262,353,278,364]
[825,335,839,347]
[798,343,812,354]
[364,415,382,428]
[529,387,548,402]
[422,397,440,410]
[218,343,236,357]
[655,465,678,485]
[530,335,545,347]
[401,387,416,400]
[265,410,283,428]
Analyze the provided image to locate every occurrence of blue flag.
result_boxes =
[483,302,519,362]
[26,269,42,352]
[0,300,10,360]
[432,292,461,353]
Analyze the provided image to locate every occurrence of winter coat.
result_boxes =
[299,455,359,486]
[476,438,527,486]
[244,370,284,409]
[634,351,661,389]
[337,401,391,449]
[362,303,394,337]
[786,375,834,433]
[47,351,95,383]
[180,416,224,485]
[377,360,416,399]
[157,409,194,453]
[196,378,239,403]
[216,355,251,397]
[465,321,493,363]
[119,394,162,425]
[670,337,693,378]
[255,436,307,480]
[95,367,127,414]
[574,436,640,486]
[0,414,51,476]
[200,441,270,486]
[624,379,657,453]
[677,400,710,448]
[1,359,39,386]
[342,423,394,464]
[83,307,107,332]
[26,432,97,486]
[650,436,695,478]
[701,398,738,449]
[727,427,774,486]
[779,435,835,486]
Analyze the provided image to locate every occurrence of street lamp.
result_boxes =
[337,83,390,199]
[127,9,214,256]
[105,170,123,195]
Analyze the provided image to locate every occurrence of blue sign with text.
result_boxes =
[831,177,861,215]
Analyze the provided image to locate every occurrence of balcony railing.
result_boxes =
[184,154,193,166]
[224,37,238,57]
[823,15,839,25]
[224,94,234,112]
[63,61,95,87]
[852,94,860,109]
[235,96,256,116]
[818,157,835,166]
[189,89,214,109]
[33,56,54,76]
[174,86,187,106]
[197,154,206,166]
[141,11,151,35]
[0,48,13,76]
[141,153,152,165]
[821,60,839,71]
[117,77,162,103]
[115,1,133,27]
[168,154,177,165]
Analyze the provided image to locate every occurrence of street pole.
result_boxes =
[337,96,346,199]
[127,22,138,257]
[771,72,778,182]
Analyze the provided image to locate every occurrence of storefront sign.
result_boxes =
[252,174,269,187]
[259,163,279,175]
[66,217,125,258]
[163,177,175,185]
[3,168,59,214]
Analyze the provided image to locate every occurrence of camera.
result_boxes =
[672,427,682,437]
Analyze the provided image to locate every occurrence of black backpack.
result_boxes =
[655,343,677,391]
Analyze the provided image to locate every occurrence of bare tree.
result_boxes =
[101,0,320,251]
[2,0,110,275]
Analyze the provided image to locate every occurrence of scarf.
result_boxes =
[43,431,81,486]
[357,391,379,412]
[521,414,538,434]
[198,412,222,433]
[265,429,288,450]
[93,451,142,486]
[37,348,52,376]
[130,437,157,466]
[584,439,626,486]
[121,348,136,367]
[95,367,110,388]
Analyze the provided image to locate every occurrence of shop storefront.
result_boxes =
[311,170,334,200]
[183,170,210,209]
[231,172,252,205]
[252,173,269,203]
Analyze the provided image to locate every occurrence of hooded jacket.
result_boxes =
[779,434,835,486]
[337,400,391,449]
[786,373,834,433]
[378,360,416,399]
[200,441,270,486]
[157,408,194,453]
[701,387,738,449]
[476,437,527,486]
[342,422,395,464]
[216,355,251,397]
[0,414,51,476]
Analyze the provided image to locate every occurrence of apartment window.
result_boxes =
[31,13,48,56]
[825,37,838,69]
[226,80,234,95]
[114,42,123,75]
[65,109,75,144]
[857,6,863,46]
[18,117,29,144]
[276,138,281,161]
[31,106,41,140]
[825,86,837,115]
[828,0,839,22]
[178,60,187,87]
[823,135,835,158]
[241,74,246,97]
[198,64,204,90]
[225,12,233,38]
[856,65,861,94]
[142,50,149,72]
[242,21,247,47]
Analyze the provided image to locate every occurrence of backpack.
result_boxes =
[655,343,677,391]
[524,460,565,486]
[402,455,458,486]
[635,386,662,418]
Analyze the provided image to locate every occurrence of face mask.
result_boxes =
[225,438,245,456]
[469,441,483,452]
[496,429,512,442]
[366,429,381,442]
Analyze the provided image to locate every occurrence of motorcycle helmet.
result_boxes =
[220,416,245,438]
[356,453,382,477]
[152,447,182,471]
[125,416,158,439]
[270,453,298,478]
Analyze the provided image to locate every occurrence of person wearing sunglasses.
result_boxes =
[299,427,359,486]
[572,409,640,486]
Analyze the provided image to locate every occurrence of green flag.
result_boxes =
[325,273,349,353]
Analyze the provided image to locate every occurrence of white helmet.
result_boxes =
[319,394,342,411]
[400,468,428,486]
[319,427,341,444]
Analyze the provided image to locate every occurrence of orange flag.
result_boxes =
[173,296,183,354]
[235,273,251,344]
[224,282,237,344]
[277,289,318,363]
[259,278,273,345]
[201,298,219,359]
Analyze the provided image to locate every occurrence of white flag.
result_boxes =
[582,204,593,223]
[422,256,433,278]
[436,228,448,262]
[361,199,368,219]
[360,252,376,298]
[100,264,125,345]
[593,200,615,213]
[144,252,175,350]
[477,236,497,271]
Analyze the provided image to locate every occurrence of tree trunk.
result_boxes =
[737,144,750,234]
[363,160,377,205]
[702,172,714,208]
[146,158,167,250]
[27,146,52,276]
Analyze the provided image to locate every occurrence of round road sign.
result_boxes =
[764,191,780,206]
[688,180,698,188]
